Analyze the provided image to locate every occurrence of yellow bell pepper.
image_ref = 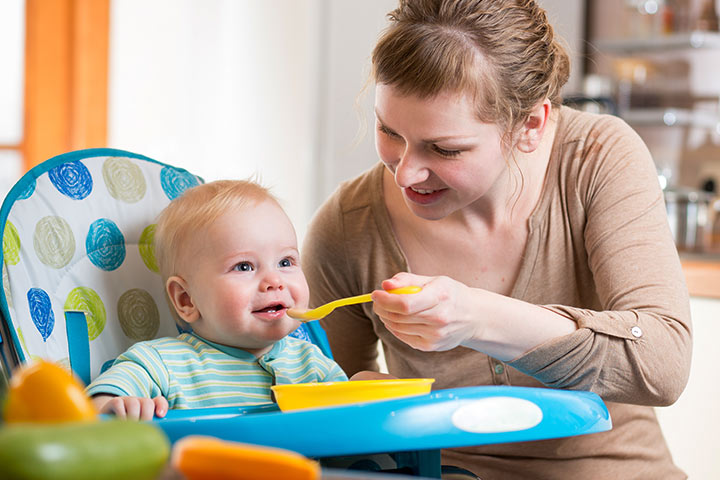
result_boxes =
[3,360,98,423]
[171,435,320,480]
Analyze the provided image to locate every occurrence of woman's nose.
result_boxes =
[394,150,429,188]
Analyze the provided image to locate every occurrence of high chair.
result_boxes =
[0,148,612,479]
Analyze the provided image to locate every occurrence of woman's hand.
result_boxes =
[372,272,481,352]
[92,394,169,420]
[373,272,578,360]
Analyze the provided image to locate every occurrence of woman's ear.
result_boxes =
[516,99,552,153]
[166,275,199,323]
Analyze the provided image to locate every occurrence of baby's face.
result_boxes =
[180,199,308,355]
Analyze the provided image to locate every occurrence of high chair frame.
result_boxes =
[0,149,612,479]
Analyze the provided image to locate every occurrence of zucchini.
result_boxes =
[0,420,169,480]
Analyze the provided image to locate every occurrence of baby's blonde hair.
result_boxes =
[154,179,278,282]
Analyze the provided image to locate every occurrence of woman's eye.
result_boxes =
[278,258,292,268]
[432,145,462,157]
[379,125,401,139]
[233,262,253,272]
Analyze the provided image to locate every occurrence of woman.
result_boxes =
[302,1,691,478]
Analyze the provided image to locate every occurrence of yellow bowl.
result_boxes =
[271,378,435,412]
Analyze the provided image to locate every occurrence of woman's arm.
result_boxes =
[372,116,692,406]
[373,273,577,360]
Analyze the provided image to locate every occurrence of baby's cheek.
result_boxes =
[293,281,310,309]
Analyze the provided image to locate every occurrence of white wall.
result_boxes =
[316,0,585,204]
[314,0,397,206]
[108,0,323,238]
[655,296,720,479]
[109,1,583,238]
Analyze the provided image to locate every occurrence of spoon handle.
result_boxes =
[318,286,422,311]
[290,285,422,322]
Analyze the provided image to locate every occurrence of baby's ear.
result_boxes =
[166,276,199,323]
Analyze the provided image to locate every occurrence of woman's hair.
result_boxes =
[154,179,278,281]
[372,0,570,148]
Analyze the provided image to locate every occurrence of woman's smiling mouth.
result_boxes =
[404,186,446,205]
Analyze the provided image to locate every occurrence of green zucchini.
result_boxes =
[0,420,170,480]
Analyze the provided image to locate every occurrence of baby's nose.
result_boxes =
[260,274,283,291]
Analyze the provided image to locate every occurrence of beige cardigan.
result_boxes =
[303,107,691,479]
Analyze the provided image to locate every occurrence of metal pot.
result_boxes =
[664,188,715,252]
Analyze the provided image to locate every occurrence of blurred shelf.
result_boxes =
[621,108,720,130]
[595,31,720,54]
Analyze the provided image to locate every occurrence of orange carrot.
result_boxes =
[171,435,320,480]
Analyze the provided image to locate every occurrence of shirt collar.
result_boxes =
[195,334,287,362]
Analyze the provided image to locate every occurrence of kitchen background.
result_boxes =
[1,1,719,478]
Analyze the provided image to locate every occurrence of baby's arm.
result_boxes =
[92,394,168,420]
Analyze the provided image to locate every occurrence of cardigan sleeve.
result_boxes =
[509,116,692,406]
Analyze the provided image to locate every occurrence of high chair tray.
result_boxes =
[153,385,611,457]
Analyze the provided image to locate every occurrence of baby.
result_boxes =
[87,180,348,419]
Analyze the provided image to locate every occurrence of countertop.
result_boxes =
[681,253,720,299]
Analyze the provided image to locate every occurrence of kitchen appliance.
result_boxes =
[664,187,716,252]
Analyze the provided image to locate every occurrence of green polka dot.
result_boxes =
[3,221,20,266]
[102,157,147,203]
[117,288,160,341]
[2,262,11,308]
[139,224,159,273]
[34,216,75,269]
[64,287,106,340]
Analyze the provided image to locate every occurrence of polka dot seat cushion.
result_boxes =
[0,149,205,381]
[0,148,331,383]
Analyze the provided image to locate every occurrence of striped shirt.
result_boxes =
[85,333,348,409]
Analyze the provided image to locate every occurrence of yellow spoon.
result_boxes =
[287,286,422,322]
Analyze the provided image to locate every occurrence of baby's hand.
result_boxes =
[350,371,398,381]
[92,394,169,420]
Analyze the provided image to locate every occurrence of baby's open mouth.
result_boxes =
[253,304,286,314]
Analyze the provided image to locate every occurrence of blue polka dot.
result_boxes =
[49,161,93,200]
[86,218,126,271]
[160,167,200,200]
[17,179,36,200]
[289,325,312,343]
[27,288,55,341]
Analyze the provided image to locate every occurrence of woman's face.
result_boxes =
[374,83,508,220]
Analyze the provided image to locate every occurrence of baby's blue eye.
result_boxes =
[234,262,253,272]
[279,258,292,268]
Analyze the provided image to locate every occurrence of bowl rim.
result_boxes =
[270,377,435,392]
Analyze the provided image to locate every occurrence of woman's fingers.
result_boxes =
[380,272,430,292]
[374,278,439,317]
[383,323,438,351]
[375,274,477,351]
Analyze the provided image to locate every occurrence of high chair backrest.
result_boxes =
[0,149,330,384]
